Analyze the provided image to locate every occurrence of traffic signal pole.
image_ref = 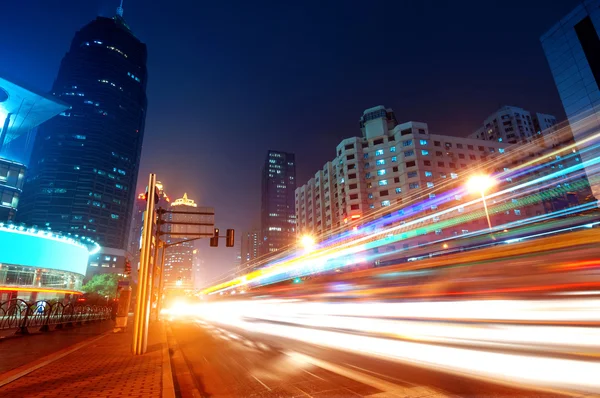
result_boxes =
[132,173,157,355]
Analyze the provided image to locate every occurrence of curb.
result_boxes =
[161,321,176,398]
[0,329,113,388]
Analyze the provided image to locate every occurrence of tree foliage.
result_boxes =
[82,274,121,299]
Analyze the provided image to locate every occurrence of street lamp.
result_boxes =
[466,175,495,232]
[300,235,316,251]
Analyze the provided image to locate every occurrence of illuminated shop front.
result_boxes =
[0,223,99,301]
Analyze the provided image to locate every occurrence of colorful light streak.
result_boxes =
[203,126,600,295]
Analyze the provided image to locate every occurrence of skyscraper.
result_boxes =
[240,229,260,265]
[260,150,296,256]
[18,7,148,271]
[541,0,600,201]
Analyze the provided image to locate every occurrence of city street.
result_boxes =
[168,319,579,397]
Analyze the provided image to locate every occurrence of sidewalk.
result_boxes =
[0,319,174,398]
[0,320,115,374]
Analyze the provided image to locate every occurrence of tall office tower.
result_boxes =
[17,7,148,273]
[240,229,260,266]
[468,106,557,144]
[541,0,600,201]
[163,193,198,290]
[260,150,296,255]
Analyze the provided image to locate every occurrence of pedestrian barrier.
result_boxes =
[0,299,111,334]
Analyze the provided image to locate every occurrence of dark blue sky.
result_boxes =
[1,0,579,283]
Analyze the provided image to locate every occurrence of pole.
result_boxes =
[481,191,493,232]
[132,173,157,355]
[149,216,161,320]
[156,244,167,318]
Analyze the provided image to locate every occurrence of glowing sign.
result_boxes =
[0,228,88,276]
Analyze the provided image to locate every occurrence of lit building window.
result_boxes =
[425,171,432,177]
[365,172,371,178]
[377,169,386,176]
[111,214,119,219]
[395,188,402,194]
[391,156,397,162]
[499,148,505,153]
[514,209,521,215]
[403,140,413,147]
[390,146,396,152]
[404,150,414,157]
[375,149,384,156]
[376,159,385,166]
[381,200,391,207]
[421,150,429,155]
[420,139,428,145]
[409,182,419,189]
[378,179,388,186]
[427,182,434,188]
[450,173,458,179]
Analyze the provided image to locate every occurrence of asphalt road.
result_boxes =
[167,319,574,398]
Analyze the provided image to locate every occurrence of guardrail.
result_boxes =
[0,299,111,334]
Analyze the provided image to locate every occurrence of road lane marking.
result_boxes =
[302,368,326,381]
[286,351,450,398]
[257,342,270,350]
[344,363,419,387]
[252,375,272,391]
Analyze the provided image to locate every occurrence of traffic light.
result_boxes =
[210,228,219,247]
[124,259,132,276]
[226,229,234,247]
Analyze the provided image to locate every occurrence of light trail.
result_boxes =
[166,298,600,395]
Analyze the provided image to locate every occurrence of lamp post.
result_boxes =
[467,175,495,232]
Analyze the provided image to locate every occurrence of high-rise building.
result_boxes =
[541,0,600,200]
[260,150,296,255]
[296,106,549,240]
[468,106,557,144]
[17,7,148,274]
[164,193,198,290]
[0,76,68,222]
[240,229,260,265]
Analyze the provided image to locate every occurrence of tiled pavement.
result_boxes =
[0,320,172,398]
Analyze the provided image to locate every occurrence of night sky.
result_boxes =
[1,0,580,284]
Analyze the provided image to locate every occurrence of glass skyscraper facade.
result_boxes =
[541,0,600,201]
[18,13,148,266]
[260,150,296,256]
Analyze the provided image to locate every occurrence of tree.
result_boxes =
[82,274,121,299]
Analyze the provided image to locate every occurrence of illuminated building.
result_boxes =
[0,222,100,301]
[0,76,68,222]
[468,106,557,144]
[164,193,198,290]
[260,150,296,255]
[296,106,542,239]
[17,6,148,276]
[240,229,260,266]
[541,0,600,201]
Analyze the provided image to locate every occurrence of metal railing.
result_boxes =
[0,299,111,334]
